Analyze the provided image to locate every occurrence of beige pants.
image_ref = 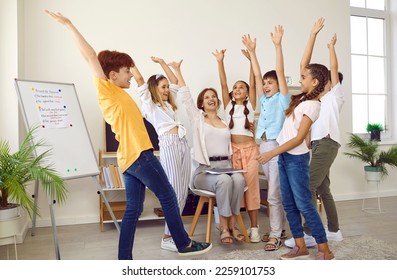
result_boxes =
[231,140,260,211]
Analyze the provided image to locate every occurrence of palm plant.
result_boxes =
[0,126,67,217]
[344,133,397,177]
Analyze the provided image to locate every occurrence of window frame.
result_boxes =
[350,2,391,138]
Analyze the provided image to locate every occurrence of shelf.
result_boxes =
[102,187,126,192]
[98,149,162,231]
[101,201,126,223]
[138,209,164,221]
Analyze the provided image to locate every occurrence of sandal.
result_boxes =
[264,237,283,251]
[219,227,234,245]
[230,227,244,242]
[262,230,287,242]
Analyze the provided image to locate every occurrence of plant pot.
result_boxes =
[364,166,383,181]
[0,203,20,220]
[370,130,381,141]
[0,214,21,238]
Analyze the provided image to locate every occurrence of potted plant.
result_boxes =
[0,126,68,220]
[344,133,397,181]
[366,123,384,141]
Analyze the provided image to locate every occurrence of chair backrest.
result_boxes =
[188,150,216,197]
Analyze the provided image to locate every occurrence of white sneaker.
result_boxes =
[161,237,178,252]
[284,232,316,248]
[326,229,343,242]
[250,227,261,243]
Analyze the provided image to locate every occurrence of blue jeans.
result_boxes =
[118,149,191,259]
[278,152,327,244]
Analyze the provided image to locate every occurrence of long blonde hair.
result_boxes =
[147,74,177,111]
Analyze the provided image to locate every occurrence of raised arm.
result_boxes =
[300,17,325,72]
[242,34,262,108]
[45,11,106,80]
[241,49,256,101]
[131,64,145,87]
[328,34,339,87]
[271,25,288,96]
[168,60,185,87]
[212,49,230,108]
[151,56,178,85]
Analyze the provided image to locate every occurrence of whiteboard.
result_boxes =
[14,79,99,180]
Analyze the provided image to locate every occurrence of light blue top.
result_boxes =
[255,91,291,140]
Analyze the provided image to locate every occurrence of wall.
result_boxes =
[0,0,31,242]
[1,0,396,228]
[0,0,20,145]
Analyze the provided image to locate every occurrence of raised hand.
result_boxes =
[301,17,325,71]
[311,17,325,36]
[241,49,251,61]
[327,33,337,49]
[212,49,226,62]
[45,10,72,26]
[44,10,106,80]
[270,25,284,46]
[242,34,256,53]
[151,56,165,64]
[168,59,184,71]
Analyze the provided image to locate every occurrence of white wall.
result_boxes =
[0,0,29,241]
[1,0,396,228]
[0,0,19,146]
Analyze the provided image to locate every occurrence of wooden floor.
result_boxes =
[1,196,397,260]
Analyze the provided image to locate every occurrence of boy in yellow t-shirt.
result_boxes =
[46,10,211,260]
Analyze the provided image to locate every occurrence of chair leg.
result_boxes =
[236,213,250,243]
[206,197,215,243]
[189,196,207,237]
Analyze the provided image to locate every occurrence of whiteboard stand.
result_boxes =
[15,79,121,260]
[30,176,120,260]
[30,181,39,237]
[92,176,121,232]
[48,196,61,260]
[30,180,61,260]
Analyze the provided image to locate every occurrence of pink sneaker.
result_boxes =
[316,251,336,260]
[280,246,310,260]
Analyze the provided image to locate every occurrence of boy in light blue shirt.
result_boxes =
[256,25,291,251]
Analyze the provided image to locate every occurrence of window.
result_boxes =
[350,0,389,134]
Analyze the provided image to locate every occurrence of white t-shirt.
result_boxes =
[225,101,255,137]
[277,100,321,155]
[311,83,344,144]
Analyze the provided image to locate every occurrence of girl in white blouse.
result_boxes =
[137,57,190,253]
[173,62,246,245]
